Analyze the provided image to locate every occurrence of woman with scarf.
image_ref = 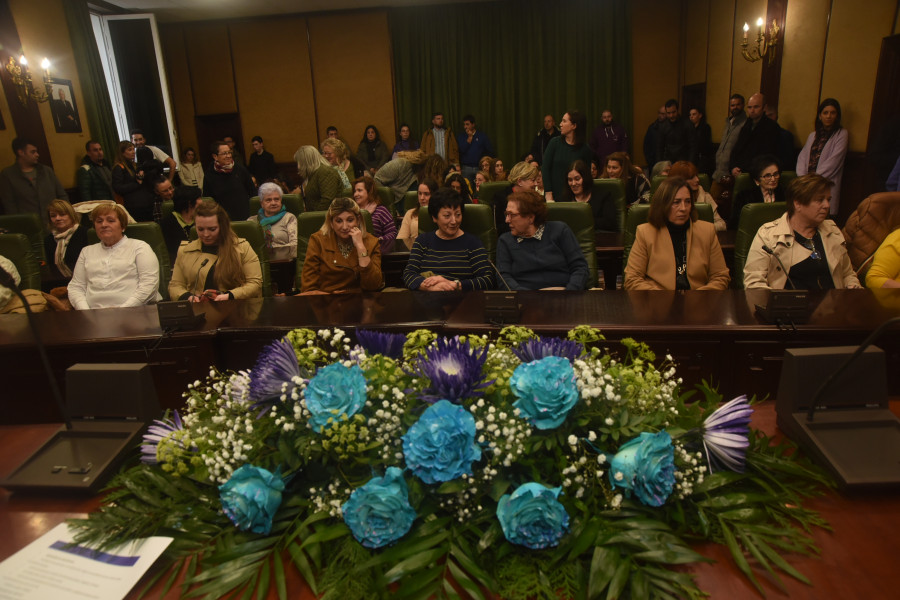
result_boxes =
[249,182,297,260]
[796,98,848,215]
[43,199,88,289]
[356,125,390,175]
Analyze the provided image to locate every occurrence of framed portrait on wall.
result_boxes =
[49,78,82,133]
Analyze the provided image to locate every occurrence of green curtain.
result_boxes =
[389,0,632,166]
[62,0,119,158]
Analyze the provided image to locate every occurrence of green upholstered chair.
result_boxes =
[698,174,711,192]
[88,222,172,300]
[546,202,599,288]
[593,178,626,232]
[229,221,273,297]
[622,203,714,269]
[417,203,497,262]
[477,181,511,208]
[375,186,397,216]
[650,175,666,197]
[161,200,174,222]
[249,193,304,218]
[732,173,753,199]
[779,170,797,190]
[403,190,419,213]
[0,212,46,264]
[732,201,787,289]
[294,210,374,289]
[0,233,41,290]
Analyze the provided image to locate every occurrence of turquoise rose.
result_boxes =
[341,467,416,548]
[608,431,676,507]
[496,482,570,549]
[402,400,481,484]
[219,464,285,535]
[305,362,367,432]
[509,356,579,430]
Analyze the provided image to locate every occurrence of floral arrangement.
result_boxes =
[74,326,831,599]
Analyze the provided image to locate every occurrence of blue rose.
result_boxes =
[608,431,676,507]
[341,467,416,548]
[305,362,367,432]
[219,464,285,535]
[497,482,570,549]
[509,356,579,430]
[402,400,481,484]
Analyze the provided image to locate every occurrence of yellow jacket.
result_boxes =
[866,228,900,289]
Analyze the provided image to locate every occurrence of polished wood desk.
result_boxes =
[3,400,899,600]
[2,290,898,424]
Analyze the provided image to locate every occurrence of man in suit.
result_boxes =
[52,88,79,132]
[730,93,780,176]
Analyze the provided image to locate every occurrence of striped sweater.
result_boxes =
[403,231,495,290]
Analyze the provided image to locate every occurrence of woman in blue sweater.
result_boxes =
[403,188,495,291]
[497,190,588,290]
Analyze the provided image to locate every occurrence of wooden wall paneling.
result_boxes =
[758,0,787,107]
[159,24,197,159]
[705,0,737,140]
[184,22,238,116]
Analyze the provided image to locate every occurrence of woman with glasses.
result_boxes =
[492,161,540,235]
[497,190,588,290]
[729,154,785,229]
[744,173,860,290]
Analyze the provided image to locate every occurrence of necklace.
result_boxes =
[793,231,822,260]
[337,240,353,258]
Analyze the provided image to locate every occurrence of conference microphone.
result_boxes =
[761,244,800,291]
[487,258,513,291]
[194,257,210,296]
[806,316,900,422]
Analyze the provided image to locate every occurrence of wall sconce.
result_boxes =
[4,54,52,106]
[741,17,780,65]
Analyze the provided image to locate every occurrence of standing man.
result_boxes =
[730,93,780,176]
[642,106,666,170]
[589,110,628,163]
[526,114,559,165]
[421,112,459,165]
[202,140,254,221]
[326,126,339,139]
[713,94,747,181]
[0,138,67,220]
[130,129,177,182]
[457,115,494,182]
[247,136,277,186]
[765,105,797,173]
[77,140,114,202]
[657,99,697,165]
[152,177,175,223]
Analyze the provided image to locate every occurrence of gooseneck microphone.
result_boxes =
[487,258,513,291]
[194,258,210,297]
[762,244,800,291]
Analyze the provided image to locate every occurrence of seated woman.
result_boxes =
[44,199,88,289]
[602,152,651,206]
[866,229,900,289]
[294,145,343,211]
[744,173,861,290]
[169,200,263,301]
[68,203,162,309]
[391,123,419,158]
[473,172,487,199]
[249,182,298,261]
[320,137,354,191]
[445,172,472,204]
[356,125,390,175]
[397,178,437,251]
[160,185,202,262]
[624,177,730,290]
[300,197,382,294]
[562,159,618,232]
[729,154,785,229]
[493,161,540,235]
[353,176,396,254]
[667,160,726,231]
[497,190,588,290]
[479,156,493,178]
[490,158,507,181]
[403,187,495,291]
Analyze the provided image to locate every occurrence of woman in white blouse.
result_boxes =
[68,204,161,309]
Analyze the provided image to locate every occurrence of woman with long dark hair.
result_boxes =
[356,125,390,174]
[541,110,593,202]
[796,98,848,215]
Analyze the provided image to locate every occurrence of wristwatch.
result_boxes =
[359,250,369,257]
[456,280,462,290]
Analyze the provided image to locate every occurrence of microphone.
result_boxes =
[194,258,210,296]
[487,258,512,291]
[761,244,800,291]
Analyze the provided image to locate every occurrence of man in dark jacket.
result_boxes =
[642,105,666,171]
[77,140,113,202]
[730,93,780,176]
[0,138,67,221]
[247,136,277,186]
[202,141,254,221]
[656,99,697,165]
[526,114,560,165]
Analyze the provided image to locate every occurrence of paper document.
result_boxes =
[0,522,173,600]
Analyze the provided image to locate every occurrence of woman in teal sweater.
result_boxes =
[541,110,594,202]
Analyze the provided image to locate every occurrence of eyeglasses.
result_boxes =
[760,171,781,180]
[504,212,521,218]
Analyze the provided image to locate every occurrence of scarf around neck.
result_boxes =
[53,223,79,278]
[214,160,234,173]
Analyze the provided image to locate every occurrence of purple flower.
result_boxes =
[355,329,406,360]
[417,337,491,404]
[703,395,753,473]
[513,337,584,364]
[249,338,301,403]
[141,411,185,464]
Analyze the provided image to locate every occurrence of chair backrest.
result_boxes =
[417,203,497,261]
[732,202,787,289]
[0,212,46,263]
[545,202,599,288]
[403,190,419,213]
[248,194,304,218]
[780,170,797,190]
[88,222,171,299]
[229,221,273,297]
[732,173,753,199]
[375,186,397,216]
[0,233,41,290]
[593,178,626,232]
[161,200,174,221]
[622,204,650,268]
[698,174,711,192]
[650,175,666,198]
[294,210,374,288]
[477,181,512,207]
